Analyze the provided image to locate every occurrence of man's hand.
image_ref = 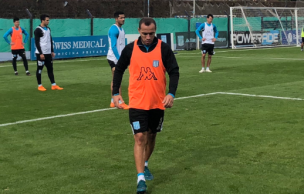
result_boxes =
[212,38,217,42]
[163,94,174,108]
[40,54,45,60]
[51,52,55,58]
[202,38,206,41]
[22,42,25,46]
[10,42,15,46]
[113,95,124,109]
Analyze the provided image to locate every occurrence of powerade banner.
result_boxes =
[232,31,280,46]
[281,30,302,45]
[31,35,108,60]
[196,22,228,48]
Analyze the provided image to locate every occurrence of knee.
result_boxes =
[12,55,17,60]
[134,133,148,146]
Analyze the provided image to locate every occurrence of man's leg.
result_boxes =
[207,55,212,68]
[36,55,46,91]
[199,44,207,73]
[144,131,156,180]
[301,42,303,51]
[134,132,148,177]
[12,51,18,75]
[144,109,164,180]
[199,54,206,73]
[130,109,148,193]
[44,55,55,84]
[205,55,213,73]
[110,67,116,107]
[45,55,63,90]
[20,50,30,75]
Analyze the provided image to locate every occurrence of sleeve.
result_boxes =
[3,28,13,44]
[112,43,134,95]
[51,36,54,52]
[34,28,43,54]
[108,26,120,60]
[48,28,54,52]
[21,27,29,43]
[213,25,219,39]
[195,23,205,39]
[161,42,180,96]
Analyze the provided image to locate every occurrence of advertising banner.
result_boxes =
[31,35,108,60]
[232,30,280,46]
[281,30,301,45]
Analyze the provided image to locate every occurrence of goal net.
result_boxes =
[230,7,304,49]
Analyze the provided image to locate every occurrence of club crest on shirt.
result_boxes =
[153,60,159,68]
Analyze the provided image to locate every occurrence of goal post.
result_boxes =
[230,7,304,49]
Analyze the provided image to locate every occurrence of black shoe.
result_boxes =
[26,72,31,76]
[15,72,18,76]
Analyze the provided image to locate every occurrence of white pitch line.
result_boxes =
[1,91,303,128]
[0,92,220,128]
[0,58,107,68]
[176,55,304,61]
[0,108,116,127]
[217,92,304,101]
[174,92,220,100]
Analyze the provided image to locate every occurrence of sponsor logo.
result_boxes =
[137,67,157,81]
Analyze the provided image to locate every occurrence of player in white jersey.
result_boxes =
[107,11,129,109]
[195,14,219,73]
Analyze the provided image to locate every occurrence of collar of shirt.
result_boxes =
[137,37,158,52]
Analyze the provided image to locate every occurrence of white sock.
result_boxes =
[52,83,56,86]
[15,71,18,73]
[137,173,145,184]
[201,67,205,70]
[26,70,29,73]
[38,84,42,87]
[111,98,113,103]
[145,161,148,167]
[206,67,209,70]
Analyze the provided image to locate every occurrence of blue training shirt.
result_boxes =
[3,27,29,45]
[108,25,122,60]
[195,23,219,40]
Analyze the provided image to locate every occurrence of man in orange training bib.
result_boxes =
[112,17,179,194]
[3,17,30,76]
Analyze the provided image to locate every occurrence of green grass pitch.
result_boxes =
[1,47,304,194]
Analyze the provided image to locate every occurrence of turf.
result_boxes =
[1,47,304,194]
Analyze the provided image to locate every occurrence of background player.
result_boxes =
[107,11,129,109]
[195,14,218,73]
[34,14,63,91]
[301,26,304,51]
[3,17,30,76]
[112,17,179,194]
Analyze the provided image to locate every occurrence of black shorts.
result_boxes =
[108,60,116,70]
[302,37,304,43]
[201,44,215,55]
[12,49,26,58]
[36,54,53,67]
[129,108,164,134]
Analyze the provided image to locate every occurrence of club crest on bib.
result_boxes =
[153,60,159,68]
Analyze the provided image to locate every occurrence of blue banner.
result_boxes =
[31,35,109,60]
[281,30,301,45]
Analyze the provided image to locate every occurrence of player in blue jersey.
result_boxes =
[3,17,30,75]
[195,14,219,73]
[107,11,129,110]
